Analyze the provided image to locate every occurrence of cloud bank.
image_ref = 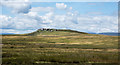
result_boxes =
[0,2,118,34]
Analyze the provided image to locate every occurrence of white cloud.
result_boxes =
[77,15,118,33]
[0,15,12,28]
[0,14,41,30]
[0,0,31,13]
[1,29,36,34]
[24,12,38,16]
[41,12,54,23]
[23,12,42,22]
[0,1,118,33]
[30,7,54,12]
[0,12,118,33]
[100,28,115,32]
[56,3,67,10]
[11,17,39,29]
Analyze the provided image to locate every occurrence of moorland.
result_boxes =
[1,29,119,65]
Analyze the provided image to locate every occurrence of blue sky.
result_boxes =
[2,2,118,16]
[0,0,118,34]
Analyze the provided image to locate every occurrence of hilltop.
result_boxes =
[25,28,88,36]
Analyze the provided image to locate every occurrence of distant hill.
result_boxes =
[98,32,119,36]
[0,33,15,35]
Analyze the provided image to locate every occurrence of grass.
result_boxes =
[1,29,119,65]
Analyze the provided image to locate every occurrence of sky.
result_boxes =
[0,0,118,34]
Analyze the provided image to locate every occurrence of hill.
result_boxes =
[98,32,119,36]
[1,28,119,65]
[25,28,88,36]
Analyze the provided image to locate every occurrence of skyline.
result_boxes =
[0,0,118,34]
